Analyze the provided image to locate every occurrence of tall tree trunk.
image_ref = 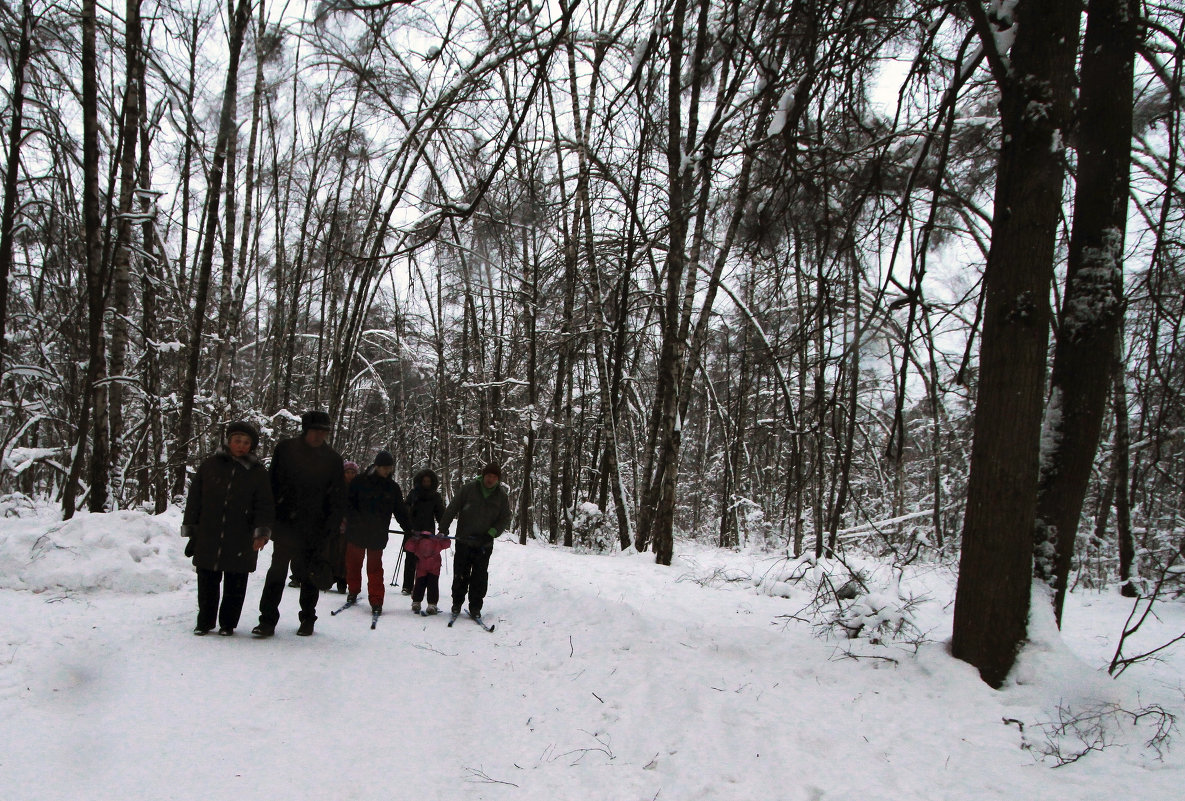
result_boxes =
[107,0,144,507]
[222,0,267,414]
[1032,0,1139,626]
[171,0,253,496]
[952,0,1081,688]
[63,0,106,519]
[644,0,697,566]
[517,219,540,544]
[1112,329,1137,597]
[138,87,168,514]
[0,0,33,370]
[177,15,199,304]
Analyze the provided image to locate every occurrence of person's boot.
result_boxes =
[426,604,439,615]
[296,619,315,636]
[411,601,421,614]
[251,624,275,638]
[193,626,212,636]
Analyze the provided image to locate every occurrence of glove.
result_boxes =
[184,538,196,558]
[488,527,499,539]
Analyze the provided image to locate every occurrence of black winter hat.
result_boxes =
[482,461,501,478]
[301,410,332,431]
[225,420,259,449]
[374,450,395,467]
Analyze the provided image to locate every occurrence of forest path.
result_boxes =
[0,535,1181,800]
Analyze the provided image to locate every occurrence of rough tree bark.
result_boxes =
[106,0,144,506]
[0,0,33,370]
[1033,0,1139,626]
[63,0,106,519]
[951,0,1081,688]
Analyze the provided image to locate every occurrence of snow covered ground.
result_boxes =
[1,505,1182,800]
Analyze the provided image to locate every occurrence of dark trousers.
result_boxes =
[196,568,249,631]
[259,536,320,628]
[451,541,492,615]
[403,549,418,590]
[412,573,440,605]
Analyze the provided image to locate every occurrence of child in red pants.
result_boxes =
[405,531,451,614]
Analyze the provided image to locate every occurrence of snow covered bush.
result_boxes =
[757,553,927,648]
[1,492,36,518]
[571,502,612,553]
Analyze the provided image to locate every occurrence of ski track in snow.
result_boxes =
[0,509,1183,800]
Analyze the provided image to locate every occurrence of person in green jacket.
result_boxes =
[439,461,511,617]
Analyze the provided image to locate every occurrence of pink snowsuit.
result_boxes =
[405,531,451,578]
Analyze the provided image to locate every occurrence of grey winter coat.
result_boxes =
[439,477,512,548]
[182,447,275,573]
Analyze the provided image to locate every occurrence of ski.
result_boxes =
[331,598,358,616]
[370,609,381,629]
[467,608,495,632]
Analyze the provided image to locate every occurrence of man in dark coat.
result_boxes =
[182,421,274,636]
[253,410,346,637]
[439,461,512,618]
[402,468,445,593]
[345,450,412,614]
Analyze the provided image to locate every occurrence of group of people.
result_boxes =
[180,411,512,637]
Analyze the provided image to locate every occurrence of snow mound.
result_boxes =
[0,507,190,594]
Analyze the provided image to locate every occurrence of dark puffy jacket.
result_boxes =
[346,471,412,550]
[406,468,445,533]
[439,477,512,548]
[269,435,346,547]
[182,447,275,573]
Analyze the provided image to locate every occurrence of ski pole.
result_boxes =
[390,545,405,587]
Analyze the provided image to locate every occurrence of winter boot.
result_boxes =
[251,625,275,638]
[193,626,212,636]
[296,620,315,636]
[218,628,234,636]
[372,605,382,616]
[347,593,359,604]
[426,604,439,615]
[400,588,412,596]
[411,601,421,614]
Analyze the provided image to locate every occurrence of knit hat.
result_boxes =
[225,420,259,450]
[301,410,332,431]
[482,461,501,478]
[374,450,395,467]
[343,461,360,473]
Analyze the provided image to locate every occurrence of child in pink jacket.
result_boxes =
[405,531,451,614]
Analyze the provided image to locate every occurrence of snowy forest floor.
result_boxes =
[1,505,1183,800]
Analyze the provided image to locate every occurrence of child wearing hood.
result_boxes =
[404,531,451,614]
[402,468,445,594]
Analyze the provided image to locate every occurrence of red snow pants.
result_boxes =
[345,543,385,608]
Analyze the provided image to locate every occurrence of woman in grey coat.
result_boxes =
[182,421,274,635]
